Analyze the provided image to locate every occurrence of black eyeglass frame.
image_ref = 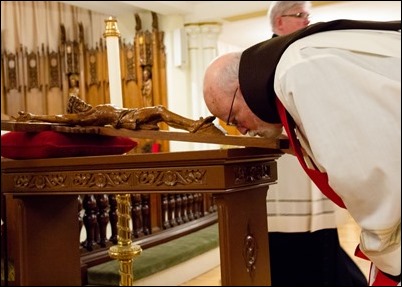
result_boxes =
[281,12,310,19]
[226,87,238,126]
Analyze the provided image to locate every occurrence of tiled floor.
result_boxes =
[180,214,370,286]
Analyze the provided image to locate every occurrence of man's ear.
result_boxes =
[275,17,283,32]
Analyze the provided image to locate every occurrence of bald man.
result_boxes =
[203,20,401,286]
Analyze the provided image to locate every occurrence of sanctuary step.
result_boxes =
[87,223,219,286]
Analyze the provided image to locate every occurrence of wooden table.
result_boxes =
[2,147,283,286]
[1,121,287,285]
[0,120,288,150]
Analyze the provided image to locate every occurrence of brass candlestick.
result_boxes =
[108,194,142,286]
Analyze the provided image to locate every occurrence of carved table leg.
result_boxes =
[8,195,81,286]
[214,186,271,286]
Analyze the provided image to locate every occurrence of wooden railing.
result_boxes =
[78,192,215,251]
[77,192,217,284]
[1,191,217,286]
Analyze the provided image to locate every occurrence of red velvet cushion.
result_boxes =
[1,131,137,159]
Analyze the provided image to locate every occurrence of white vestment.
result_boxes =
[267,154,348,232]
[274,29,401,277]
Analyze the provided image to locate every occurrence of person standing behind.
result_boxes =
[264,2,367,285]
[268,1,311,37]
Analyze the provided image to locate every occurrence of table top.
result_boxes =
[1,120,289,150]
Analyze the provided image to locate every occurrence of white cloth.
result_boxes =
[274,29,401,276]
[266,154,348,232]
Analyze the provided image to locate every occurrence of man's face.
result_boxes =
[276,6,310,36]
[222,88,283,139]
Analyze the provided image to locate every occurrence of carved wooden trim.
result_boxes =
[26,49,40,90]
[3,52,18,91]
[123,42,136,83]
[243,223,257,276]
[10,167,210,192]
[135,169,207,186]
[64,40,80,75]
[7,160,277,194]
[48,50,61,88]
[232,162,274,185]
[87,48,99,86]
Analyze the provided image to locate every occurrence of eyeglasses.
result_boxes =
[226,87,238,126]
[281,12,310,19]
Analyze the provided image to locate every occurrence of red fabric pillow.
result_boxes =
[1,131,137,159]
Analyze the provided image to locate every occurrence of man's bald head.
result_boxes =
[203,52,241,119]
[203,51,283,139]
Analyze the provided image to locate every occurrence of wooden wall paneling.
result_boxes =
[25,48,46,115]
[4,90,24,119]
[151,19,162,107]
[122,42,141,109]
[1,52,15,116]
[158,35,168,109]
[1,54,4,116]
[59,23,67,111]
[61,74,69,113]
[135,13,155,107]
[1,12,169,149]
[3,53,19,93]
[134,35,144,107]
[102,39,111,106]
[4,48,26,118]
[120,41,127,107]
[60,23,83,113]
[38,44,48,114]
[85,47,100,106]
[86,48,98,87]
[151,12,169,152]
[134,14,145,109]
[134,14,154,153]
[63,41,80,76]
[77,22,87,105]
[135,33,148,107]
[47,50,61,90]
[46,48,64,115]
[85,40,107,107]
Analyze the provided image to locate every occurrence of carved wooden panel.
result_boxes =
[48,51,61,89]
[1,12,168,151]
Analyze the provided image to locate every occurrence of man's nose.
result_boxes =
[237,126,248,135]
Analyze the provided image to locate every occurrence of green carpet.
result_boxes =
[87,223,219,286]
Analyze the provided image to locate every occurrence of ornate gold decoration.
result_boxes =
[3,52,18,91]
[48,51,61,88]
[103,17,121,38]
[1,9,171,134]
[26,49,39,90]
[63,40,80,75]
[108,194,142,286]
[138,30,152,66]
[124,43,136,83]
[87,48,99,86]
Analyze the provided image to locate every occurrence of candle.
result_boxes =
[104,17,123,108]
